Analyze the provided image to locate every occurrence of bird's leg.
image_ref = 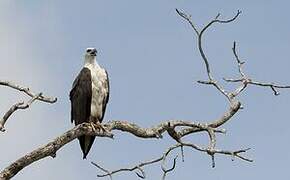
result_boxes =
[89,117,107,133]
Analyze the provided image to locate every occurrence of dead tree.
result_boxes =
[0,9,290,180]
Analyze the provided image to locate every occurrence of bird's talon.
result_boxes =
[90,122,97,132]
[90,122,107,133]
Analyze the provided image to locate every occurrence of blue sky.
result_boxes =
[0,1,290,179]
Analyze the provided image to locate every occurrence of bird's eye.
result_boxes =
[86,49,92,53]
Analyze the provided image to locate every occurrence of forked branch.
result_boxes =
[177,9,242,101]
[0,81,57,132]
[224,42,290,97]
[94,141,252,179]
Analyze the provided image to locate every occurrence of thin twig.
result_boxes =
[161,155,178,180]
[232,41,246,78]
[176,9,199,35]
[95,156,162,178]
[135,167,146,179]
[91,162,113,180]
[180,142,253,163]
[206,128,216,167]
[250,81,290,95]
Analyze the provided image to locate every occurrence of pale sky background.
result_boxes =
[0,1,290,180]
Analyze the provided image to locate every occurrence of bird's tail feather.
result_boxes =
[79,135,96,159]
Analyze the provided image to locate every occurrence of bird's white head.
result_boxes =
[84,47,97,65]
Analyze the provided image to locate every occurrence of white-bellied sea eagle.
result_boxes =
[70,48,109,159]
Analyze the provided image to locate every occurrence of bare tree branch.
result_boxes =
[175,9,199,35]
[0,93,42,132]
[91,162,113,180]
[232,41,246,78]
[0,80,57,103]
[93,154,161,179]
[0,81,57,132]
[88,101,246,179]
[249,81,290,95]
[0,105,249,180]
[0,90,242,180]
[94,140,252,179]
[0,123,113,180]
[198,10,241,81]
[105,101,240,138]
[177,9,242,101]
[177,8,290,101]
[177,9,241,81]
[223,42,290,97]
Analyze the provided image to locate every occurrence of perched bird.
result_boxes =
[69,48,109,159]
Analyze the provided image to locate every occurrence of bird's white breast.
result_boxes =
[84,63,107,121]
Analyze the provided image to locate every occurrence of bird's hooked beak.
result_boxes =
[90,49,97,56]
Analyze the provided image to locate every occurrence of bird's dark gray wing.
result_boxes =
[70,67,95,159]
[100,69,110,122]
[69,67,92,125]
